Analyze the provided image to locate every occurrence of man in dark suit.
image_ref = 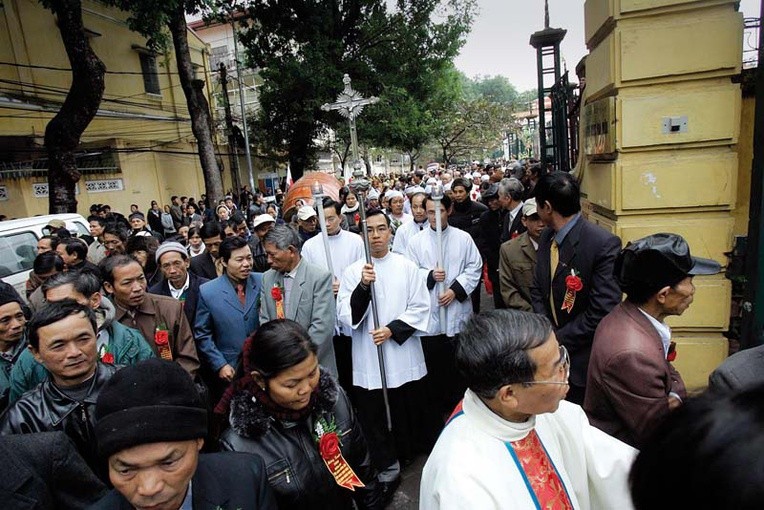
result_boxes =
[498,177,527,242]
[708,344,764,393]
[531,171,622,404]
[149,241,209,326]
[189,222,223,281]
[90,359,276,510]
[585,233,720,448]
[0,432,106,509]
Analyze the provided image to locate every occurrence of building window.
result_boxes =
[139,53,161,95]
[210,45,229,70]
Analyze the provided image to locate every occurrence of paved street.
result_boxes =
[388,285,495,508]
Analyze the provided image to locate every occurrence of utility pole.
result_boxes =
[231,19,256,192]
[219,62,241,194]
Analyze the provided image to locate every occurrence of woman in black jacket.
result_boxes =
[216,319,385,510]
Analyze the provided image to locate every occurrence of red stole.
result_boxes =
[509,429,573,510]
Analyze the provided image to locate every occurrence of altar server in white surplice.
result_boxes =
[338,209,441,486]
[302,198,364,394]
[405,193,482,416]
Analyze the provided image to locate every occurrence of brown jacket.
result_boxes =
[114,293,200,377]
[584,301,687,448]
[498,232,536,311]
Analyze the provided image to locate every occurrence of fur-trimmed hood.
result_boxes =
[228,370,338,439]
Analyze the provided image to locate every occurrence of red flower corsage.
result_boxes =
[101,352,115,364]
[565,274,583,292]
[319,432,341,460]
[155,329,169,345]
[271,286,283,301]
[667,341,677,362]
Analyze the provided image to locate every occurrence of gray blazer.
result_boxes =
[708,344,764,393]
[259,260,337,375]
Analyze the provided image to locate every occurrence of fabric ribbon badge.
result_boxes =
[314,416,364,491]
[271,284,285,319]
[562,269,583,313]
[155,326,173,361]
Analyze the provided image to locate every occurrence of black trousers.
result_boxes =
[333,334,354,397]
[470,279,482,314]
[421,335,466,419]
[352,379,441,472]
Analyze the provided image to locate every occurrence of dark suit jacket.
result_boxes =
[148,272,209,326]
[500,207,526,243]
[89,452,277,510]
[0,432,106,509]
[190,252,218,280]
[531,216,622,387]
[584,301,687,448]
[708,344,764,393]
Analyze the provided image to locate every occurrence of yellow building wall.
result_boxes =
[581,0,742,390]
[0,0,218,218]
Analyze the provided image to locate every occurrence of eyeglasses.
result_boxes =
[523,345,570,386]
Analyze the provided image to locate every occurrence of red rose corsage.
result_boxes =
[101,352,115,364]
[271,286,283,301]
[314,416,364,491]
[155,329,169,345]
[319,432,341,460]
[565,274,583,292]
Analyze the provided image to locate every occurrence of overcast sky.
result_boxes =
[455,0,761,92]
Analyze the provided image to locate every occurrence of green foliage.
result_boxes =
[238,0,476,178]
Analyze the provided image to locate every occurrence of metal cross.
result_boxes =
[321,74,379,167]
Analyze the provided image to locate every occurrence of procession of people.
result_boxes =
[0,161,762,510]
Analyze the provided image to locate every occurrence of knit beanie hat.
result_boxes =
[155,241,188,263]
[95,359,207,458]
[0,283,24,309]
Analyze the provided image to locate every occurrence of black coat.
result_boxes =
[190,252,218,280]
[478,208,506,271]
[449,198,487,246]
[531,217,622,387]
[0,363,119,482]
[500,207,527,243]
[89,452,277,510]
[148,271,209,326]
[0,432,106,509]
[220,372,383,510]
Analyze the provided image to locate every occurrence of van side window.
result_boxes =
[0,232,38,278]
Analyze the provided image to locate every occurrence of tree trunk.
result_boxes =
[45,0,106,214]
[168,6,224,206]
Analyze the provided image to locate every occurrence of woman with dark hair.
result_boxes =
[217,319,386,510]
[341,191,360,231]
[187,226,205,258]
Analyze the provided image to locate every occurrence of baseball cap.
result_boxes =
[296,206,317,221]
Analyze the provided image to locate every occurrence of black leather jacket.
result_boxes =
[0,363,118,481]
[220,372,382,510]
[449,198,488,246]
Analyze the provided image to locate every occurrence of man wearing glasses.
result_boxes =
[420,310,635,510]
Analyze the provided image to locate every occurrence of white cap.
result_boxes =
[252,214,276,229]
[386,190,404,200]
[464,173,473,179]
[481,174,490,182]
[367,189,380,200]
[296,206,317,221]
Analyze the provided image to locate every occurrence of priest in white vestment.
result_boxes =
[338,210,440,487]
[420,310,636,510]
[302,198,365,392]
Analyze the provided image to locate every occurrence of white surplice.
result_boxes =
[420,390,637,510]
[337,251,430,390]
[302,229,365,335]
[391,219,427,255]
[405,226,482,337]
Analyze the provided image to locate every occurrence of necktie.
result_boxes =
[236,283,246,307]
[549,240,559,327]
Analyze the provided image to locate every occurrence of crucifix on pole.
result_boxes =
[321,74,379,172]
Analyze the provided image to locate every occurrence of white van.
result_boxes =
[0,213,90,298]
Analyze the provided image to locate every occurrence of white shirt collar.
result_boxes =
[530,238,539,250]
[638,308,672,357]
[285,259,302,279]
[168,273,190,300]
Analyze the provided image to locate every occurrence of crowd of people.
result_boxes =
[0,160,762,509]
